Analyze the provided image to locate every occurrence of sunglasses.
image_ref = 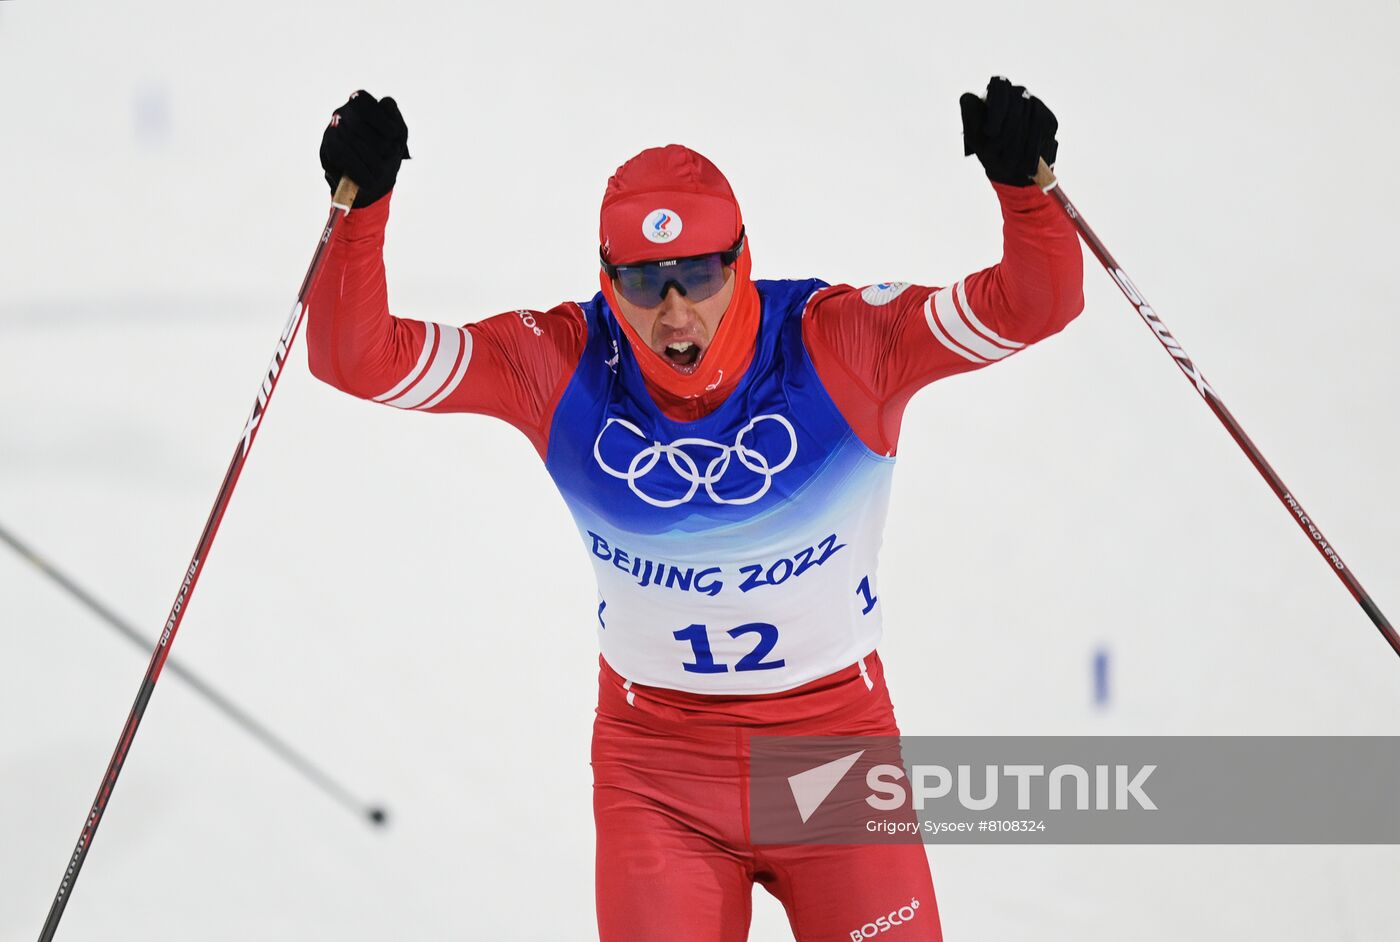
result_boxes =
[601,229,746,308]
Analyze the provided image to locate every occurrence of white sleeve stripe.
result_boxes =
[416,330,473,410]
[373,322,439,403]
[382,325,466,410]
[931,287,1014,362]
[924,294,987,363]
[407,338,464,410]
[955,280,1024,350]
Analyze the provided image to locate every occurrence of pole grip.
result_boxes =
[1035,157,1057,192]
[331,176,359,212]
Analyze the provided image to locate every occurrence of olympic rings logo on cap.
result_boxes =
[642,208,683,244]
[592,414,798,508]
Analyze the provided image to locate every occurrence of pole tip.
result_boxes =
[367,806,389,827]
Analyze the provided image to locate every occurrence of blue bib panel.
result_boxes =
[545,279,896,693]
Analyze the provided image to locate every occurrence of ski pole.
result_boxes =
[37,176,361,942]
[1034,159,1398,658]
[0,522,387,828]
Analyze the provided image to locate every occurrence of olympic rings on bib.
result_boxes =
[593,414,799,508]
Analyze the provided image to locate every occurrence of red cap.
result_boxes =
[599,145,742,265]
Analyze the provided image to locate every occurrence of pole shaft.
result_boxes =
[38,183,357,941]
[1038,163,1398,658]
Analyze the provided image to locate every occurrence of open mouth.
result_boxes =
[662,340,703,374]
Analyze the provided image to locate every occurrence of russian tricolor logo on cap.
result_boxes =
[642,208,682,244]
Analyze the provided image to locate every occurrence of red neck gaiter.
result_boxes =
[599,248,759,421]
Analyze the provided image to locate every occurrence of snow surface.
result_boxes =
[2,1,1398,939]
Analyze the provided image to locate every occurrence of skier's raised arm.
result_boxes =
[802,77,1084,455]
[305,91,585,457]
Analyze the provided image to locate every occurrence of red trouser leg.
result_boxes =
[593,696,756,941]
[594,779,754,941]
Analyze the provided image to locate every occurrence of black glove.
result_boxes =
[319,90,410,208]
[959,77,1058,187]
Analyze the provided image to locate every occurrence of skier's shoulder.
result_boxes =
[804,280,929,312]
[470,298,589,358]
[753,278,926,321]
[754,278,831,317]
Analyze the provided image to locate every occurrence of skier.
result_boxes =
[309,76,1082,941]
